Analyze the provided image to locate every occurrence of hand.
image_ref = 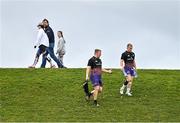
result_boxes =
[34,46,37,49]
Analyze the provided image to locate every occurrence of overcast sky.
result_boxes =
[0,0,180,69]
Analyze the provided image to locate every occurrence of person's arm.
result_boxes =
[102,68,112,74]
[45,28,51,40]
[120,53,125,70]
[86,66,91,80]
[34,30,43,48]
[133,60,137,70]
[120,59,125,70]
[59,39,64,51]
[56,40,61,54]
[57,38,65,54]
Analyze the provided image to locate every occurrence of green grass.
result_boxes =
[0,68,180,122]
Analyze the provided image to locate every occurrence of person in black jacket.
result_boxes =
[40,19,65,68]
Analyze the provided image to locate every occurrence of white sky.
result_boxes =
[0,0,180,69]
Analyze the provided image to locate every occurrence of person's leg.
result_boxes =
[90,74,101,106]
[46,56,56,68]
[93,85,100,106]
[89,81,102,97]
[60,55,64,65]
[57,53,61,62]
[127,77,133,91]
[93,78,102,106]
[57,53,63,65]
[49,47,63,68]
[38,45,48,68]
[126,75,133,96]
[99,86,103,94]
[29,49,41,68]
[120,68,129,94]
[126,68,136,95]
[120,79,128,93]
[41,53,48,68]
[46,56,52,66]
[41,49,48,68]
[98,80,103,93]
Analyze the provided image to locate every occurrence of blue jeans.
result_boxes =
[41,43,63,68]
[36,48,41,57]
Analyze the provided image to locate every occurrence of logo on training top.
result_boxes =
[95,60,102,66]
[127,54,134,61]
[127,57,134,61]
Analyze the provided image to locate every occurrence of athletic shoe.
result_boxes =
[94,100,100,107]
[61,66,67,69]
[28,65,35,68]
[95,103,100,107]
[126,92,132,96]
[94,102,100,107]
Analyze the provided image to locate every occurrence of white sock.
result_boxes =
[126,88,131,93]
[121,84,126,90]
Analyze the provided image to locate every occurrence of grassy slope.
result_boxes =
[0,68,180,122]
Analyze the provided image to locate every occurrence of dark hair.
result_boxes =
[94,49,101,54]
[37,23,44,28]
[38,25,44,28]
[127,43,133,48]
[58,31,64,38]
[58,31,66,43]
[43,18,49,24]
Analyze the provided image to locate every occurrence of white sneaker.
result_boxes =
[120,87,124,95]
[126,92,132,96]
[28,65,35,68]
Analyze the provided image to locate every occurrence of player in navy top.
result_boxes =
[84,49,112,106]
[120,43,137,96]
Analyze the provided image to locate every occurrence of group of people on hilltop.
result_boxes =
[29,18,137,107]
[29,19,66,68]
